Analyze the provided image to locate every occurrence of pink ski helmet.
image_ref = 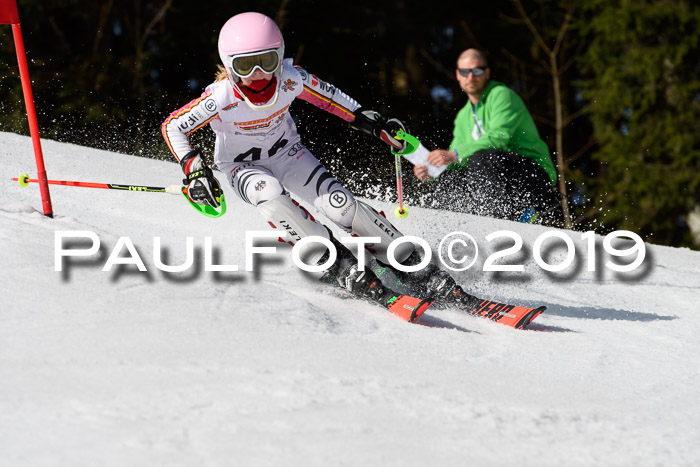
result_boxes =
[218,12,285,109]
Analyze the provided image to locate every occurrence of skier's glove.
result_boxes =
[350,108,407,152]
[180,149,222,208]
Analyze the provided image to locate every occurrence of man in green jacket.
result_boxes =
[414,48,562,224]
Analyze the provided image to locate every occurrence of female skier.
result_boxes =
[162,12,470,308]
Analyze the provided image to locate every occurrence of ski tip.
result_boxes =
[409,298,434,323]
[386,295,434,323]
[516,306,547,329]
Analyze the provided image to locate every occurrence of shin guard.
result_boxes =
[351,201,414,264]
[257,194,330,265]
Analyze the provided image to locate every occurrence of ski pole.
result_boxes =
[12,173,226,218]
[392,135,409,219]
[14,173,181,193]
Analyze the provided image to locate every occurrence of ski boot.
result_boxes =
[423,268,481,311]
[384,250,482,312]
[319,235,392,304]
[318,235,433,322]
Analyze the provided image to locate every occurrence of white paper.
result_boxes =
[400,143,447,178]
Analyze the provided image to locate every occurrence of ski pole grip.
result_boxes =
[391,130,420,155]
[391,130,446,178]
[181,189,227,218]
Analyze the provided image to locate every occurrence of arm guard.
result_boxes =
[294,65,360,122]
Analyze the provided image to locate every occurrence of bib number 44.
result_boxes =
[233,134,289,162]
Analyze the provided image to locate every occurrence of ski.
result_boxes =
[384,293,434,323]
[326,284,434,323]
[368,256,544,329]
[320,260,434,323]
[459,295,545,329]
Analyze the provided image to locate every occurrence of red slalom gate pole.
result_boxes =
[2,0,53,217]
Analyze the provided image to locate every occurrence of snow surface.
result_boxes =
[1,131,699,466]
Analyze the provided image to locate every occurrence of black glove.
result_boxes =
[180,149,222,207]
[350,108,407,152]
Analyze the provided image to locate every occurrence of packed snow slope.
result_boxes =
[1,131,699,467]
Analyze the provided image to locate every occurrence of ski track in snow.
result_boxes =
[1,132,699,466]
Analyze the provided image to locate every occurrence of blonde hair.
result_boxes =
[215,64,228,82]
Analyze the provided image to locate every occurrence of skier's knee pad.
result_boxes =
[256,194,330,265]
[313,187,357,232]
[351,200,414,264]
[234,171,285,206]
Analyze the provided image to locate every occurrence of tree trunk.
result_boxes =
[510,0,574,228]
[550,53,572,228]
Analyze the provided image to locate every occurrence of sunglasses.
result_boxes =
[458,67,486,77]
[230,50,280,78]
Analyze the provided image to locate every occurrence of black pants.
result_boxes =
[430,150,564,225]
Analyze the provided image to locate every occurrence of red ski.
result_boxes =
[385,294,434,323]
[367,257,543,328]
[463,298,545,329]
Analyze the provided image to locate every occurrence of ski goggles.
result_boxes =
[458,67,486,77]
[230,50,280,78]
